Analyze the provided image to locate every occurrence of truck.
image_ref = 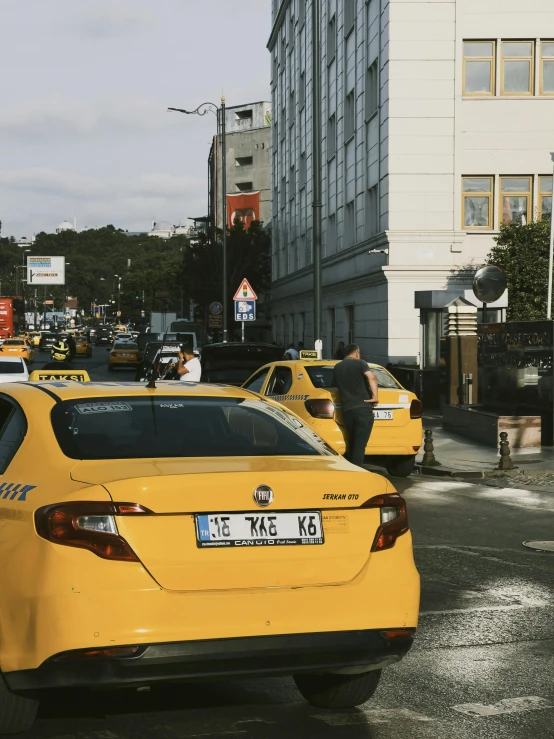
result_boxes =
[149,312,177,334]
[0,297,25,339]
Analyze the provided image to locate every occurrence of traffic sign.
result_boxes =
[233,279,258,301]
[209,301,223,315]
[209,315,222,328]
[235,300,256,321]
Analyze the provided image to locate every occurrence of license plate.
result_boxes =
[374,410,393,420]
[195,511,324,548]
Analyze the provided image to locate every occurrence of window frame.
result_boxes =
[499,176,532,225]
[501,40,534,96]
[463,40,496,96]
[462,176,494,230]
[327,14,337,64]
[539,175,553,219]
[540,40,554,96]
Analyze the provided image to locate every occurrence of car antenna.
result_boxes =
[147,367,158,389]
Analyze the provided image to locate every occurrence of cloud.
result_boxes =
[73,2,157,39]
[0,167,106,199]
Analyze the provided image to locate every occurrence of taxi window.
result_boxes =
[305,365,401,389]
[243,368,270,393]
[265,366,293,396]
[2,341,23,347]
[0,398,27,473]
[51,396,329,460]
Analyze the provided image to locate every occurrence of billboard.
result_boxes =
[27,256,65,285]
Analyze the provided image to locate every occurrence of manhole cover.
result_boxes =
[522,540,554,552]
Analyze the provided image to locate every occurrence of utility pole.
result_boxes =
[311,0,323,350]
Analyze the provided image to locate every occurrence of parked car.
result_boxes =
[0,356,29,382]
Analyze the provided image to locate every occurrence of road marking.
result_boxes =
[452,696,553,717]
[313,708,434,725]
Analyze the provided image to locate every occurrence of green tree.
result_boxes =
[487,217,552,321]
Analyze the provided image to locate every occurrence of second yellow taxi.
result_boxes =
[0,338,35,364]
[108,340,140,370]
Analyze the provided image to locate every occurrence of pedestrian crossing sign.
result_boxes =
[233,279,258,301]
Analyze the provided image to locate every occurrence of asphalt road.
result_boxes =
[25,346,554,739]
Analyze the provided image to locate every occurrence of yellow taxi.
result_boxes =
[75,334,93,358]
[28,332,42,348]
[243,358,423,476]
[0,338,35,364]
[0,381,419,733]
[108,340,140,370]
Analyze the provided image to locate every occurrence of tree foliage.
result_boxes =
[487,217,552,321]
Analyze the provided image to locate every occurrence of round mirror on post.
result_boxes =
[472,265,507,322]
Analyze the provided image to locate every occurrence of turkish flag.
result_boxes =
[227,191,260,229]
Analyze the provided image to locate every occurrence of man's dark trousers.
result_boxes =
[343,405,374,467]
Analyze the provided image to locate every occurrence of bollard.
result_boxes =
[421,429,439,466]
[497,431,516,471]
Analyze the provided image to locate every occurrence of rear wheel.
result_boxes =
[294,669,381,709]
[386,454,416,477]
[0,675,38,734]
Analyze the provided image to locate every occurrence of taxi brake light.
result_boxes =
[305,399,335,419]
[361,494,409,552]
[410,399,423,419]
[35,502,153,562]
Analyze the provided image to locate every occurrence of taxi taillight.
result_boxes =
[305,399,335,419]
[35,502,153,562]
[410,399,423,419]
[361,494,409,552]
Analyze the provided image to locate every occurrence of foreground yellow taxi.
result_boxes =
[243,359,423,476]
[108,340,140,370]
[0,382,419,733]
[75,334,93,357]
[0,339,34,364]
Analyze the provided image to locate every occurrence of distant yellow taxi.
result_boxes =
[29,332,42,348]
[108,340,140,370]
[0,381,419,733]
[243,358,423,476]
[0,338,35,364]
[75,334,93,357]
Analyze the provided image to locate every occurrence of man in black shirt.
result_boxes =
[333,344,379,467]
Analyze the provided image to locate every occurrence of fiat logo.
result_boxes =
[253,485,274,507]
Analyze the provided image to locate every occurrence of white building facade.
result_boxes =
[268,0,554,366]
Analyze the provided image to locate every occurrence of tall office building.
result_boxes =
[268,0,553,366]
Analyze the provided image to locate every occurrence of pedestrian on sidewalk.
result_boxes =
[333,344,379,467]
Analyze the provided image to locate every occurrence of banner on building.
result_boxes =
[227,191,261,229]
[27,256,65,285]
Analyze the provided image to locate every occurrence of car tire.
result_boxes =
[0,674,38,734]
[294,669,381,709]
[386,454,416,477]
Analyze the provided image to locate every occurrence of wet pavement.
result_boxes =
[23,348,554,739]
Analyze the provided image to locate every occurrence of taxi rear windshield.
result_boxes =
[51,396,329,460]
[0,361,24,373]
[306,365,401,389]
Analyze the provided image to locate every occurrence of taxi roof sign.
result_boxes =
[233,279,258,301]
[299,350,319,360]
[29,370,91,383]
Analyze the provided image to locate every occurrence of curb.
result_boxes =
[414,464,485,479]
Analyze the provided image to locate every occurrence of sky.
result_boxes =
[0,0,271,237]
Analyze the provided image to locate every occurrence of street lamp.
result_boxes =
[312,0,323,352]
[547,152,554,319]
[114,274,121,314]
[168,98,228,342]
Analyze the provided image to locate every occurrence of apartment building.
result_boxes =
[268,0,553,366]
[209,102,272,231]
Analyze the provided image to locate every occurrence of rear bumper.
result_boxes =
[5,630,414,692]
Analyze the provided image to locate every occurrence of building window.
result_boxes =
[500,176,532,224]
[462,177,493,229]
[365,60,378,120]
[328,308,336,355]
[501,41,534,95]
[327,213,337,252]
[289,166,296,199]
[298,0,305,28]
[280,176,286,210]
[327,14,336,62]
[344,0,355,36]
[345,90,355,141]
[345,200,355,247]
[539,176,553,219]
[365,184,378,237]
[541,41,554,95]
[299,312,305,346]
[235,156,253,167]
[299,71,305,108]
[299,153,307,189]
[346,305,355,345]
[463,41,495,95]
[327,114,336,160]
[236,181,253,192]
[235,109,253,121]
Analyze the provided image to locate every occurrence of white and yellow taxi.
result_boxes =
[0,381,419,733]
[243,357,423,476]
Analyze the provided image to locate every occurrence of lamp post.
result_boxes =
[114,274,121,315]
[168,98,228,342]
[311,0,323,352]
[547,152,554,319]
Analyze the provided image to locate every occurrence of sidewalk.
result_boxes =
[416,414,554,492]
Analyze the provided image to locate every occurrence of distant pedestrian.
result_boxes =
[177,344,202,382]
[333,341,346,360]
[332,344,379,467]
[284,342,299,360]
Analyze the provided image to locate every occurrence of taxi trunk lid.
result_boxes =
[316,387,414,428]
[71,459,386,592]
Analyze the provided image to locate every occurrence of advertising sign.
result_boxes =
[27,256,65,285]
